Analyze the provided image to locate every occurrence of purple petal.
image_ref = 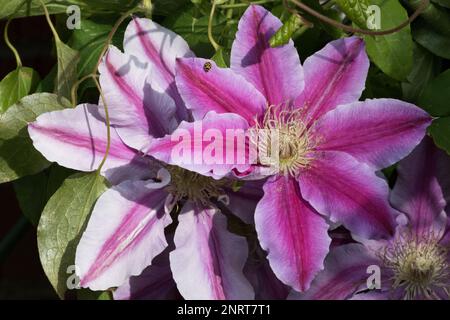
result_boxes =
[312,99,431,170]
[113,247,180,300]
[148,111,251,178]
[231,5,303,105]
[76,174,173,290]
[289,244,379,300]
[170,202,253,299]
[244,254,290,300]
[28,104,149,184]
[298,151,396,239]
[296,37,369,126]
[391,137,448,237]
[175,57,266,124]
[255,175,331,292]
[224,179,265,224]
[99,46,177,151]
[124,17,194,121]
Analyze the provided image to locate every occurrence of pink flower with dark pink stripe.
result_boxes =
[290,137,450,300]
[27,16,265,299]
[148,5,432,292]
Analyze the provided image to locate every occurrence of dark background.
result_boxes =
[0,16,57,299]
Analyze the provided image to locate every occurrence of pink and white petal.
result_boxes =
[175,57,266,124]
[123,17,194,121]
[289,244,379,300]
[99,46,177,151]
[312,99,432,170]
[76,175,172,290]
[224,179,265,224]
[299,151,396,240]
[113,247,180,300]
[255,175,331,292]
[296,36,369,126]
[170,202,254,300]
[391,137,447,237]
[148,111,251,178]
[28,104,149,184]
[231,4,303,105]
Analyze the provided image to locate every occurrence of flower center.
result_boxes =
[381,234,449,299]
[253,104,313,177]
[165,165,227,204]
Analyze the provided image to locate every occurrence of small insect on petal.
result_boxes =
[203,62,212,73]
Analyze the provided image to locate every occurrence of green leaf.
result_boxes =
[69,19,123,77]
[269,14,303,47]
[432,0,450,9]
[412,19,450,59]
[211,48,228,68]
[0,93,71,183]
[402,44,442,102]
[362,65,402,99]
[13,165,74,226]
[0,67,40,113]
[164,5,229,57]
[0,0,140,20]
[37,172,108,299]
[335,0,370,28]
[300,0,346,38]
[364,0,413,81]
[418,69,450,117]
[406,0,450,36]
[68,18,124,96]
[429,117,450,155]
[77,288,112,300]
[153,0,190,16]
[55,40,79,100]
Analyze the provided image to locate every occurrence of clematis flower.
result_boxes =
[290,137,450,300]
[27,16,264,299]
[148,5,432,292]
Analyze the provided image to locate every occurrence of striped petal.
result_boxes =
[312,99,431,170]
[255,175,331,292]
[175,57,266,124]
[76,172,173,290]
[289,244,379,300]
[244,253,290,300]
[123,17,194,121]
[296,37,369,126]
[231,5,304,105]
[28,104,150,184]
[113,247,180,300]
[148,111,251,178]
[99,46,177,152]
[170,202,254,300]
[391,137,448,237]
[299,151,396,240]
[224,179,264,224]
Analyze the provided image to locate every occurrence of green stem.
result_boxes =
[39,0,61,42]
[92,75,111,173]
[4,19,22,68]
[208,0,221,51]
[0,216,30,263]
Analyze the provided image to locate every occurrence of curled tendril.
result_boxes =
[4,19,22,68]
